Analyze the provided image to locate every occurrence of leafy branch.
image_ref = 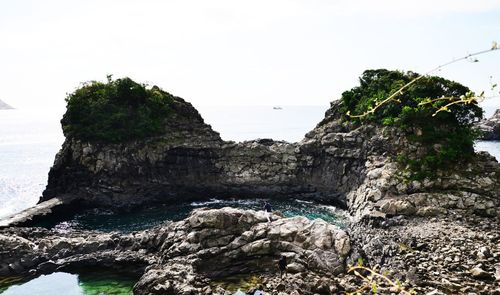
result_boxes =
[346,260,414,295]
[347,42,499,119]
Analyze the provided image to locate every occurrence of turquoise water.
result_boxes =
[0,270,137,295]
[47,198,346,232]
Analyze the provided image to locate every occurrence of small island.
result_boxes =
[0,71,498,294]
[0,98,13,110]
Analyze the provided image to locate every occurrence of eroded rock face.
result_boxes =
[0,208,350,295]
[135,208,350,294]
[0,98,480,227]
[477,109,500,140]
[0,96,495,230]
[346,152,500,221]
[38,100,375,214]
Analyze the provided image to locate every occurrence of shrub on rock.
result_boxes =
[340,69,484,179]
[61,76,174,143]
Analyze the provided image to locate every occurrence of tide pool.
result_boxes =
[0,270,137,295]
[44,198,347,233]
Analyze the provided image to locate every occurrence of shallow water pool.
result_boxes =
[44,198,347,233]
[0,270,137,295]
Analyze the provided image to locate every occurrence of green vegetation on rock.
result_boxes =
[62,76,174,143]
[340,69,483,180]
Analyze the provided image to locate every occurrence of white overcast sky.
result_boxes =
[0,0,499,109]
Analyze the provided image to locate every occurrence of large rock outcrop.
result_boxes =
[0,95,495,227]
[0,208,350,294]
[1,90,500,294]
[3,208,499,294]
[39,99,377,213]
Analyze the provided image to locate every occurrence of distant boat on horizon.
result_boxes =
[273,106,282,110]
[0,99,14,110]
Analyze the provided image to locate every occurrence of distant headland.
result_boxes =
[0,99,13,110]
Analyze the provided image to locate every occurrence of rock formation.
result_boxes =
[2,208,499,294]
[36,98,375,218]
[0,208,351,295]
[32,97,498,220]
[1,81,499,294]
[477,109,500,140]
[0,93,497,227]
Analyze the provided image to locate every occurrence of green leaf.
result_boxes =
[396,278,402,288]
[357,258,364,266]
[371,282,378,294]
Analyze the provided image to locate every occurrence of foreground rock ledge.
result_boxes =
[2,209,500,294]
[0,208,350,295]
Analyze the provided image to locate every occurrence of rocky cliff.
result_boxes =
[39,97,376,214]
[36,95,499,223]
[477,109,500,140]
[2,77,500,294]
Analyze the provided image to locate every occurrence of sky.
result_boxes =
[0,0,499,110]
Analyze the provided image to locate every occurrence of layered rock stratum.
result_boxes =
[14,98,495,225]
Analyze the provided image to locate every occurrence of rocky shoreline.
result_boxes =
[1,208,499,294]
[1,208,350,294]
[1,86,499,294]
[3,98,496,228]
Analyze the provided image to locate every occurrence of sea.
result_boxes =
[0,104,499,220]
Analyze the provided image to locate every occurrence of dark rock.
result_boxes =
[0,89,498,295]
[37,260,57,273]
